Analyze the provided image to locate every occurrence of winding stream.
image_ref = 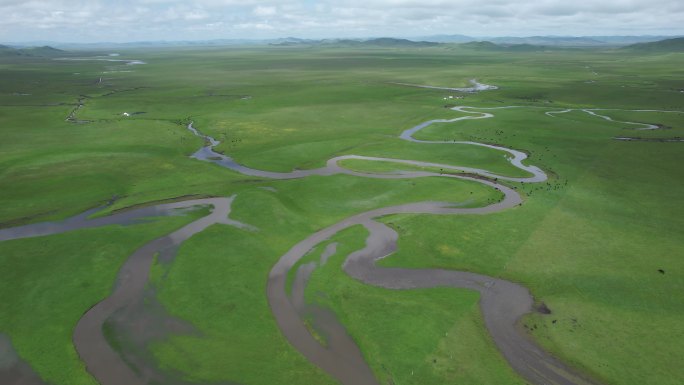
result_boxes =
[188,106,544,183]
[54,58,147,65]
[390,79,499,92]
[1,94,610,385]
[545,107,684,130]
[187,106,598,385]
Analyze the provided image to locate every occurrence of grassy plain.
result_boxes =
[0,44,682,385]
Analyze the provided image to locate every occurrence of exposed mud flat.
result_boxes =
[102,287,239,385]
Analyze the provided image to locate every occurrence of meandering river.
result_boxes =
[1,88,607,385]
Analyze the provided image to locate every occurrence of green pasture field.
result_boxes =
[0,44,682,385]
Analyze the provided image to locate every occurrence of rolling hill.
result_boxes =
[622,37,684,52]
[0,45,65,57]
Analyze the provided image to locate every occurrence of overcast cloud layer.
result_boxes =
[1,0,683,43]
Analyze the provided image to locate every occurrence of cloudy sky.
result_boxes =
[1,0,683,43]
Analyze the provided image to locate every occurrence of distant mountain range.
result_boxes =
[418,35,602,46]
[453,37,684,52]
[4,35,683,50]
[3,36,684,53]
[271,37,439,47]
[417,35,681,46]
[458,41,549,52]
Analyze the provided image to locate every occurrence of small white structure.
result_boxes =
[122,112,130,117]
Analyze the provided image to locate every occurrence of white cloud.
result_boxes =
[0,0,682,42]
[235,22,275,30]
[254,6,277,16]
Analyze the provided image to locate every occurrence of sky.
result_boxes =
[1,0,683,43]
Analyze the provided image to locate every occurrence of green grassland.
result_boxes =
[0,45,682,385]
